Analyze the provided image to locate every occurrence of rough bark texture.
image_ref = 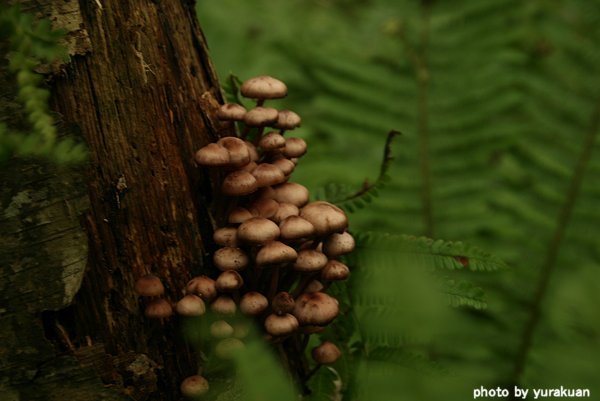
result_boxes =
[1,1,229,400]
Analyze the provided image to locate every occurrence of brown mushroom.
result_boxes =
[175,294,206,316]
[185,276,217,301]
[239,291,269,316]
[221,170,258,196]
[240,75,288,101]
[322,231,355,257]
[293,249,328,272]
[279,216,315,240]
[264,313,299,336]
[135,274,164,297]
[216,103,246,121]
[256,241,298,266]
[300,201,348,236]
[213,247,249,271]
[237,217,280,244]
[272,182,309,207]
[312,341,342,364]
[194,143,230,166]
[293,292,339,325]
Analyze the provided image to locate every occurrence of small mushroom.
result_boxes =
[186,276,217,301]
[176,294,206,316]
[256,241,298,266]
[241,75,288,101]
[144,298,173,319]
[217,103,246,121]
[215,338,245,359]
[180,375,210,398]
[264,313,299,336]
[293,292,339,326]
[135,274,164,297]
[252,163,286,187]
[222,170,258,196]
[194,143,230,166]
[272,291,295,315]
[272,182,309,207]
[305,279,325,293]
[259,131,286,150]
[279,216,315,240]
[243,107,279,127]
[217,137,251,167]
[322,232,355,257]
[211,295,237,315]
[321,260,350,281]
[228,207,254,224]
[213,247,249,271]
[210,320,235,338]
[213,227,238,247]
[240,291,269,316]
[215,270,244,292]
[248,198,279,219]
[283,137,307,158]
[274,110,301,132]
[272,158,295,176]
[237,217,280,244]
[300,201,348,236]
[271,202,300,223]
[312,341,341,365]
[293,249,328,272]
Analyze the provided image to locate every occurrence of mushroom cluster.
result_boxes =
[134,75,354,397]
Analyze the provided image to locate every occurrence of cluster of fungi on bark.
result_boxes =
[134,76,354,398]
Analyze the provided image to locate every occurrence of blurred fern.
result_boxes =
[0,5,86,164]
[197,0,600,399]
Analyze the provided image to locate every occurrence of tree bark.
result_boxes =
[1,1,229,399]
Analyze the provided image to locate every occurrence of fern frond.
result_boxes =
[316,130,400,213]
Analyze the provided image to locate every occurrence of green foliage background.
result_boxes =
[197,0,600,400]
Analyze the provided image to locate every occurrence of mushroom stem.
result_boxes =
[241,125,251,140]
[256,99,265,107]
[252,126,266,146]
[268,265,281,300]
[292,273,317,298]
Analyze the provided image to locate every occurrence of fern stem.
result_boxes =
[415,4,433,237]
[511,101,600,384]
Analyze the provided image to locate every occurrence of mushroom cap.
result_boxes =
[217,103,246,121]
[144,298,173,319]
[323,232,355,257]
[217,137,251,167]
[176,294,206,316]
[211,295,237,315]
[259,132,286,150]
[264,313,299,336]
[321,260,350,281]
[215,270,244,292]
[293,292,339,325]
[238,160,258,173]
[194,143,230,166]
[237,217,280,244]
[293,249,328,272]
[135,274,164,297]
[210,320,235,338]
[300,201,348,236]
[228,207,254,224]
[272,158,295,176]
[222,170,258,197]
[213,226,238,247]
[213,247,249,271]
[305,280,325,293]
[272,291,295,315]
[271,202,300,223]
[239,291,269,316]
[248,198,279,219]
[274,110,301,130]
[283,137,307,158]
[272,182,309,207]
[252,163,286,187]
[256,241,298,266]
[185,276,217,301]
[312,341,342,365]
[243,107,279,127]
[279,216,315,240]
[245,141,260,161]
[215,338,245,359]
[180,375,210,398]
[241,75,288,100]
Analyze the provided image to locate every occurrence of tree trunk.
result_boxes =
[1,1,229,399]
